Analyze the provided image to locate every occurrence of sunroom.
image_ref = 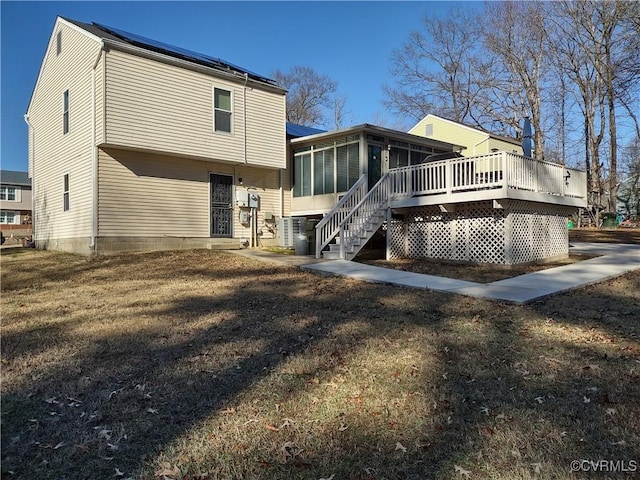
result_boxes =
[289,124,459,217]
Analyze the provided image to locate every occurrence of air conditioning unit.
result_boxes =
[279,217,306,247]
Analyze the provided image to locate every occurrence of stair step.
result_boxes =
[322,251,342,260]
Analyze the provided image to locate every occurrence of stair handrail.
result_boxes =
[315,174,368,258]
[338,173,393,258]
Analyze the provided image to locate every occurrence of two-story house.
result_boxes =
[0,170,33,241]
[26,17,287,255]
[28,17,588,266]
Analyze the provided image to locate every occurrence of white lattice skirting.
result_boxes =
[388,200,575,265]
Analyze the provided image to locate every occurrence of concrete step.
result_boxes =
[322,250,342,260]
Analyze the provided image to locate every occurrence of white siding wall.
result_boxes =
[104,49,286,168]
[28,21,101,243]
[98,147,283,239]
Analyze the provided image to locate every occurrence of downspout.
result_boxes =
[23,115,34,177]
[472,133,490,156]
[279,169,284,219]
[23,114,34,239]
[90,44,104,250]
[243,73,248,164]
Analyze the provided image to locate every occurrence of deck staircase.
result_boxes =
[316,173,393,260]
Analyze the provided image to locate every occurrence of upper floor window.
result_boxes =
[0,186,17,201]
[63,90,69,134]
[63,174,69,211]
[213,87,232,133]
[56,30,62,55]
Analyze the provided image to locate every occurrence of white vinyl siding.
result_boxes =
[27,20,99,241]
[98,148,282,239]
[104,49,286,168]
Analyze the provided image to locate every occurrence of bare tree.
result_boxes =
[478,1,549,160]
[383,8,480,124]
[272,66,338,127]
[548,0,639,213]
[617,136,640,218]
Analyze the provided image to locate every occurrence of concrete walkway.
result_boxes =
[230,243,640,304]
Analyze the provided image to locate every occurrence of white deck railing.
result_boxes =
[389,152,587,200]
[315,175,368,258]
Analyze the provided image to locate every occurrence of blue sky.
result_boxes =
[0,0,476,173]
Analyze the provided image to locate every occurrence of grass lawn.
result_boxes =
[1,247,639,480]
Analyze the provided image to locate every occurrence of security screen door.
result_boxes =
[210,173,233,237]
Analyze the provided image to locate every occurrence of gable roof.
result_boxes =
[416,114,521,146]
[0,170,31,186]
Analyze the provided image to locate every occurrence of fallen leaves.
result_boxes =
[154,462,180,478]
[454,464,471,477]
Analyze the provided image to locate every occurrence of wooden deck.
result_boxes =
[388,152,587,209]
[315,152,587,259]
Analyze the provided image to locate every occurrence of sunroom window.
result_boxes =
[314,149,334,195]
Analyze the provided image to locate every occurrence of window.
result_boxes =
[56,30,62,55]
[337,143,359,192]
[313,149,334,195]
[293,153,311,197]
[425,124,433,136]
[389,147,409,169]
[0,211,18,224]
[0,186,17,201]
[213,87,232,133]
[63,90,69,134]
[63,174,69,211]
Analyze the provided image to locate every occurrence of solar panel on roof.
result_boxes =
[93,23,277,85]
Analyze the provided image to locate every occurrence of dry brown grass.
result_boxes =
[569,227,640,244]
[1,248,639,480]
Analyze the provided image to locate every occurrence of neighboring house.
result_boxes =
[0,170,33,239]
[409,114,524,156]
[26,17,286,255]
